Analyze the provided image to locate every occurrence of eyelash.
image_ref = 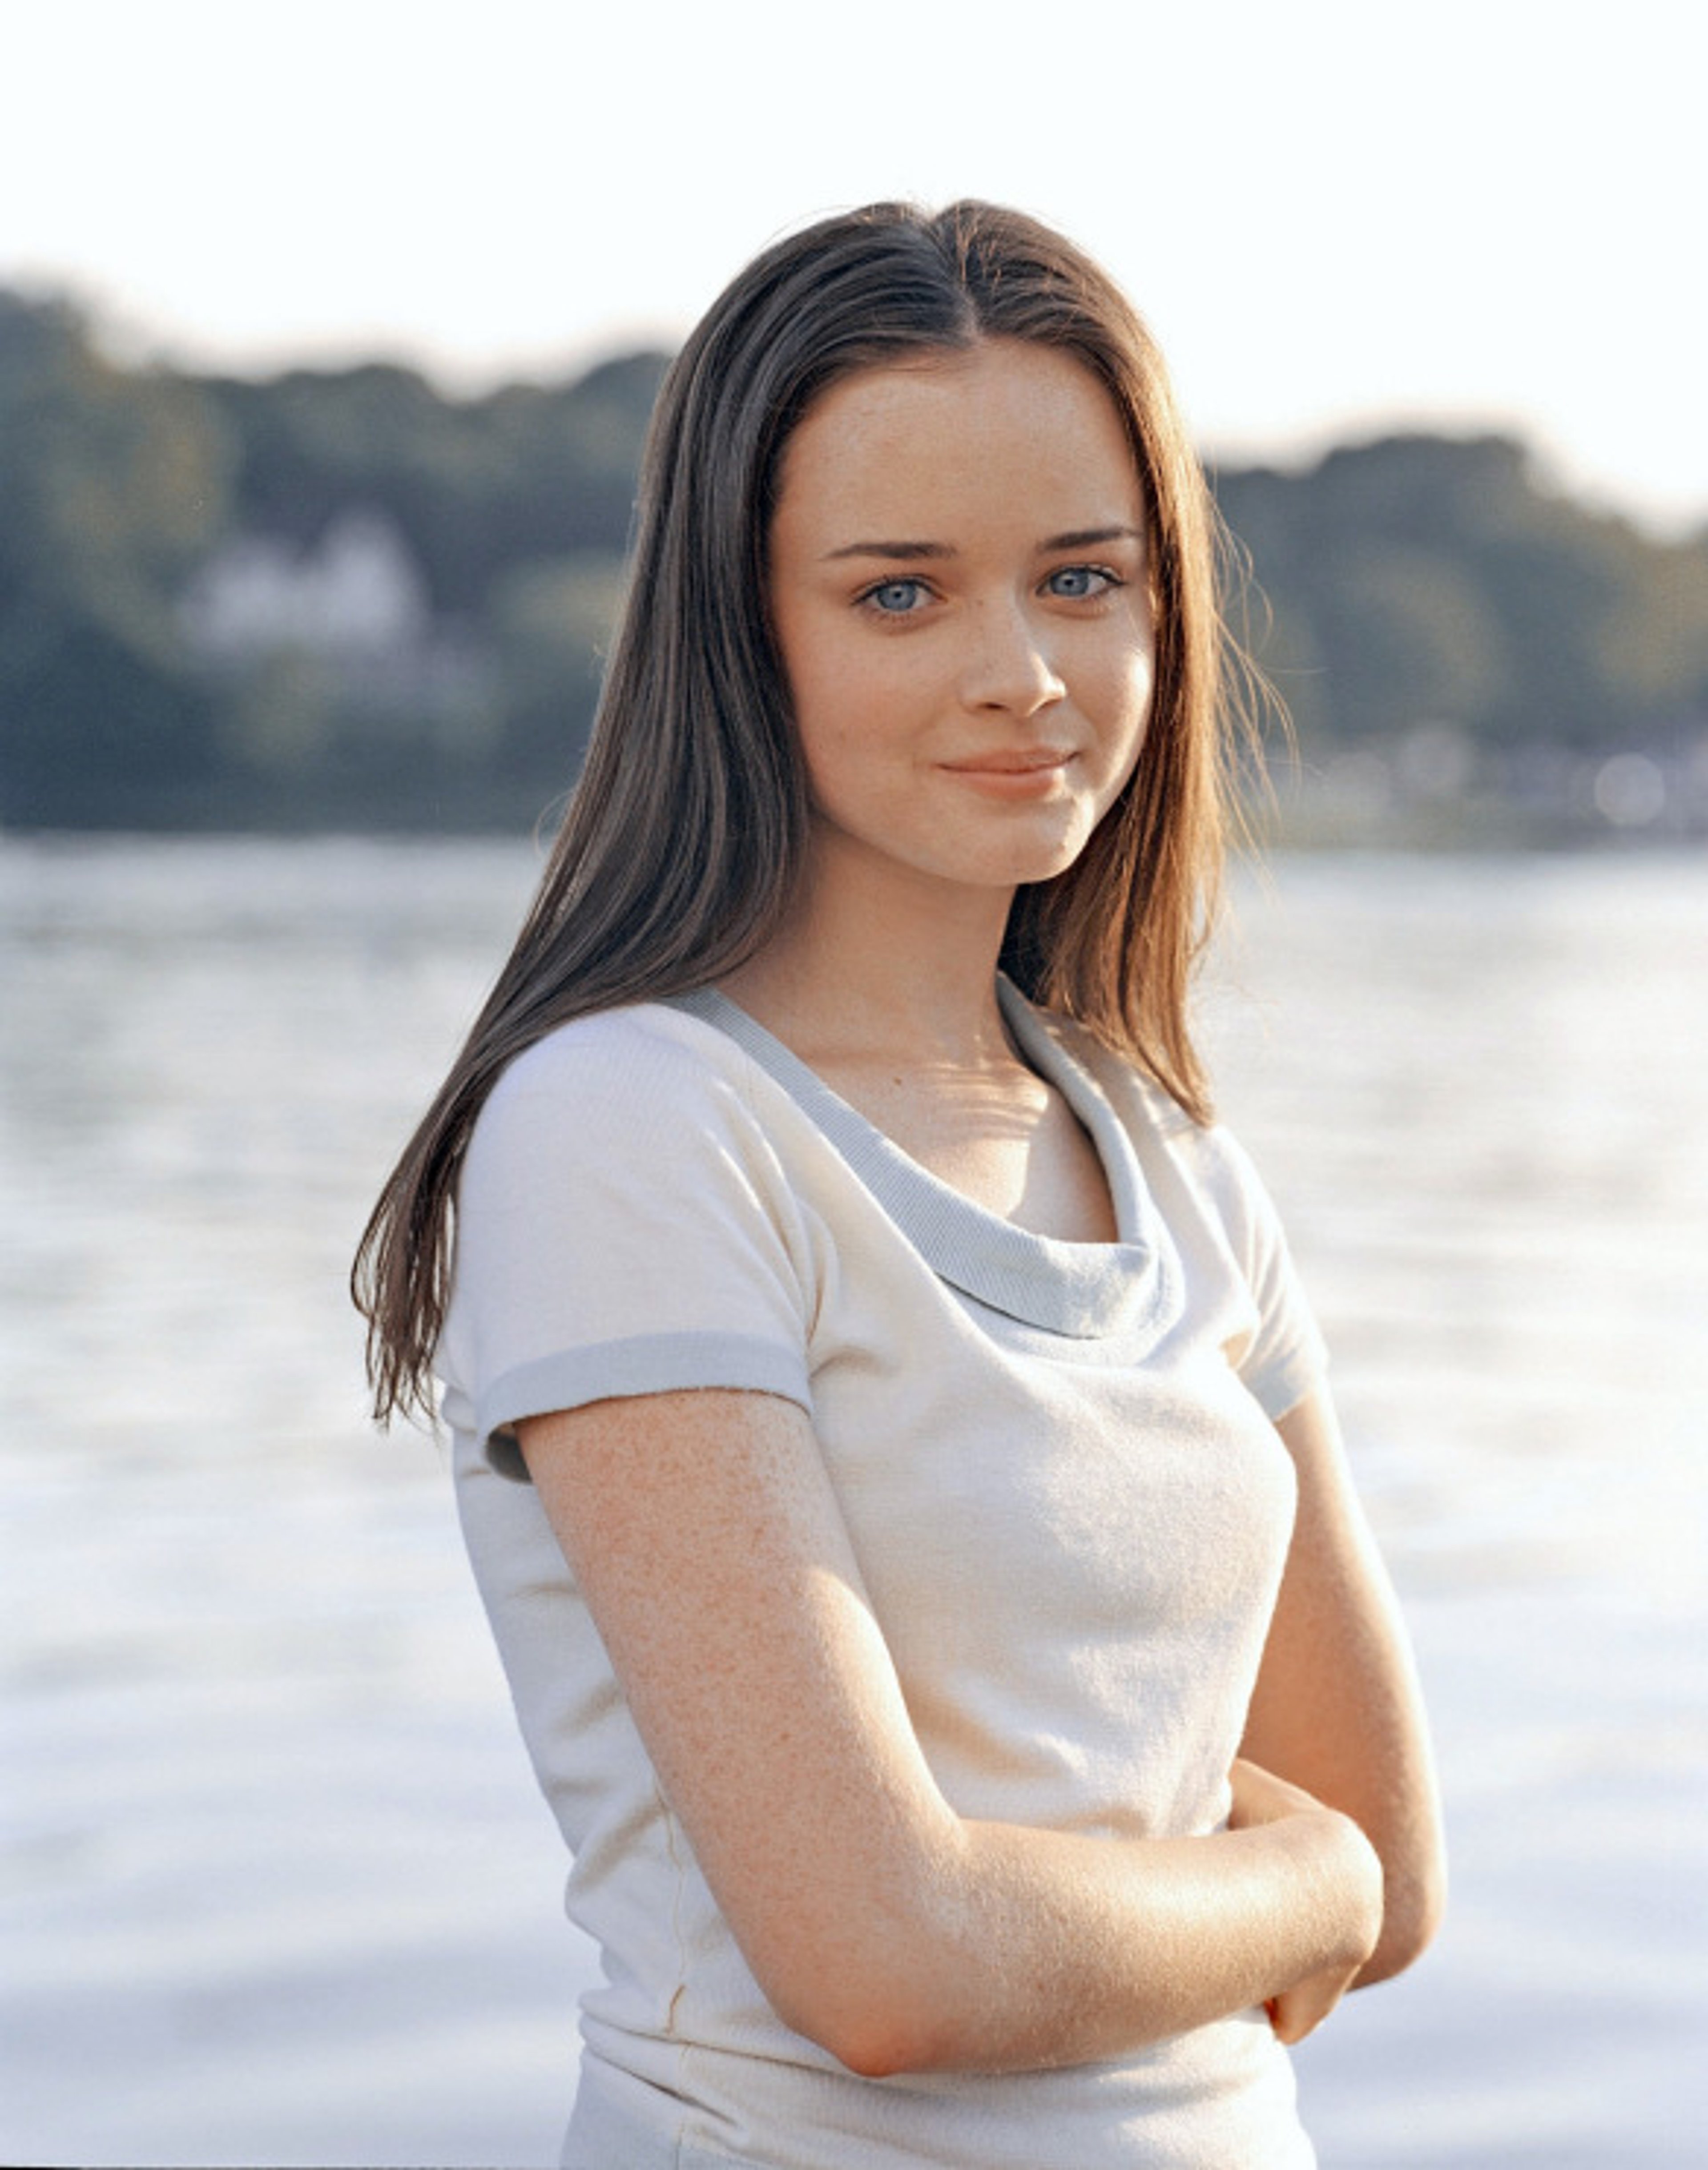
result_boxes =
[856,566,1124,616]
[1045,564,1122,602]
[859,577,934,616]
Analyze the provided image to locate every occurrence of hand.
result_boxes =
[1227,1758,1383,2045]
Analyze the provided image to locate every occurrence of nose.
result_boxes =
[956,597,1066,717]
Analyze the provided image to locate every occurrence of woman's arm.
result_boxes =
[1238,1387,1447,1989]
[519,1388,1382,2079]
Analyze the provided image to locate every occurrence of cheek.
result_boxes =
[1104,647,1156,749]
[790,676,874,784]
[1092,653,1155,805]
[790,638,922,759]
[788,671,891,817]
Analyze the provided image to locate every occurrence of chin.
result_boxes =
[989,827,1099,888]
[939,850,1088,897]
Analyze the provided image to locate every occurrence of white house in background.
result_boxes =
[180,510,431,663]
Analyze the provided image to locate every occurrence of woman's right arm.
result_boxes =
[518,1387,1382,2080]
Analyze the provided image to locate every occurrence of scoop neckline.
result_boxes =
[663,979,1183,1345]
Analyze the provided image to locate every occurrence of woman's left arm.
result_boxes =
[1239,1386,1447,1985]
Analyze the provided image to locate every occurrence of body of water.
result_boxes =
[1,838,1704,2167]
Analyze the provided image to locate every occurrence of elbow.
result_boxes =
[1372,1884,1447,1985]
[772,1998,939,2081]
[742,1817,983,2077]
[817,2012,938,2082]
[1361,1834,1448,1985]
[753,1887,975,2079]
[768,1961,960,2079]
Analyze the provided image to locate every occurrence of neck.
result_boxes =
[719,832,1018,1071]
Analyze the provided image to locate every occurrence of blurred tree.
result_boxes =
[1311,544,1510,740]
[3,286,1703,833]
[0,292,233,823]
[203,349,668,616]
[1215,432,1707,761]
[488,548,628,779]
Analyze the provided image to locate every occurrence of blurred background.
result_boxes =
[2,3,1704,2164]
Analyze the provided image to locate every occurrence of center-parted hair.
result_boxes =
[355,200,1268,1422]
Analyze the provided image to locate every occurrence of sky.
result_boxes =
[5,0,1704,536]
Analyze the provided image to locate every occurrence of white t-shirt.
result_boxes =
[439,979,1328,2170]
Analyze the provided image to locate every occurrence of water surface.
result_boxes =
[1,839,1703,2166]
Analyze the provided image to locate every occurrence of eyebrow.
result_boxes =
[822,524,1143,563]
[1043,525,1145,552]
[822,539,953,563]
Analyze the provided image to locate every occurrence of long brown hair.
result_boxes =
[354,199,1267,1422]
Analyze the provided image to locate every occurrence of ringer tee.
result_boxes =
[438,979,1328,2170]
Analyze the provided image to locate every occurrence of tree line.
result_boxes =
[3,287,1705,838]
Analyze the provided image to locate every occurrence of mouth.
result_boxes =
[937,749,1077,801]
[941,748,1075,777]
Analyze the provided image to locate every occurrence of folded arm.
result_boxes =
[1239,1387,1447,1991]
[519,1387,1383,2077]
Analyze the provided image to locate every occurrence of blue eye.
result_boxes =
[1046,565,1114,600]
[864,579,928,615]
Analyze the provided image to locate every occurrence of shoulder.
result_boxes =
[486,998,750,1107]
[1025,999,1287,1248]
[452,995,815,1280]
[1166,1113,1280,1228]
[460,999,793,1224]
[1020,999,1214,1165]
[475,999,764,1150]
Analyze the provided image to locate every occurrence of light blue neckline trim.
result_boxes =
[664,981,1184,1346]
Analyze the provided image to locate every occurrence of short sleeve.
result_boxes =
[1192,1124,1328,1421]
[436,1008,818,1479]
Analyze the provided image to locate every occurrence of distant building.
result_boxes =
[180,510,430,662]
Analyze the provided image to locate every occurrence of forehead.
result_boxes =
[775,340,1144,533]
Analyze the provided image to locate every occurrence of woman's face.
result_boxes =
[767,338,1155,910]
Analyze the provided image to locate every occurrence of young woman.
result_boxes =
[356,201,1444,2169]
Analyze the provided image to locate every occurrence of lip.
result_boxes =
[939,748,1076,797]
[940,748,1075,776]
